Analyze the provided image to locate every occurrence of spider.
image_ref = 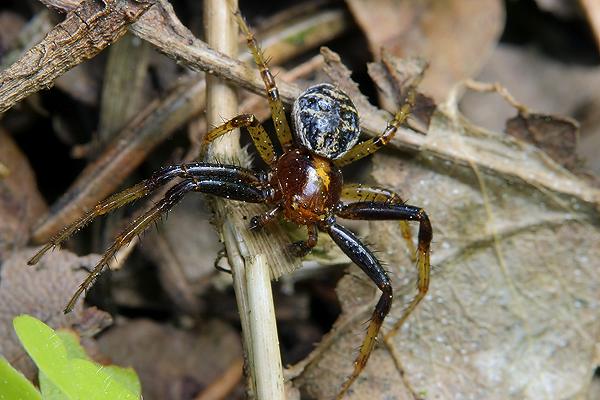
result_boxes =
[28,12,432,399]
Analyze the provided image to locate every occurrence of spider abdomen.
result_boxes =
[272,148,342,224]
[292,83,360,159]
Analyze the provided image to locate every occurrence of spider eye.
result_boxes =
[292,83,360,160]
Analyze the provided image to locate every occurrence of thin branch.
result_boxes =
[0,0,153,114]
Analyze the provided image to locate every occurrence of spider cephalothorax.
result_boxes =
[29,11,432,400]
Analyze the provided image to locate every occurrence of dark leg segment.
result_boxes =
[324,220,392,399]
[28,163,264,265]
[341,184,416,260]
[63,177,269,313]
[234,12,293,150]
[202,114,277,165]
[336,202,432,340]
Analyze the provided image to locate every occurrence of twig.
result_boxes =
[204,1,284,399]
[0,0,153,114]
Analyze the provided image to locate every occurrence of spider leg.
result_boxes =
[28,163,264,265]
[341,184,416,261]
[234,11,293,150]
[64,176,270,313]
[336,202,432,340]
[289,224,318,257]
[202,114,277,165]
[322,219,392,399]
[249,204,282,231]
[333,73,424,168]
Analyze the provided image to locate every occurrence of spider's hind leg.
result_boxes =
[64,174,270,313]
[289,224,318,257]
[323,220,393,399]
[336,202,432,340]
[341,184,417,261]
[27,166,184,265]
[234,11,293,150]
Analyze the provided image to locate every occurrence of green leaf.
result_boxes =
[56,330,88,360]
[102,366,141,396]
[69,359,138,400]
[13,315,76,399]
[0,356,42,400]
[39,372,70,400]
[13,315,141,400]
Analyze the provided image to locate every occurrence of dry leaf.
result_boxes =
[293,102,600,398]
[0,248,112,378]
[505,112,579,170]
[346,0,504,101]
[459,44,600,175]
[96,318,242,400]
[367,49,436,133]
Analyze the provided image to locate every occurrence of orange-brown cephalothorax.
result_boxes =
[271,148,342,225]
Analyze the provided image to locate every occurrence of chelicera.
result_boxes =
[28,12,432,399]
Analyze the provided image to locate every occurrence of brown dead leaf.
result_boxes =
[459,44,600,176]
[96,318,242,400]
[367,49,436,133]
[293,102,600,398]
[0,248,112,378]
[506,112,579,170]
[346,0,504,102]
[0,128,47,261]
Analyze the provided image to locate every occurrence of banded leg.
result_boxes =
[28,163,264,265]
[333,72,424,168]
[202,114,277,165]
[336,202,432,340]
[64,177,269,313]
[324,220,392,399]
[341,184,416,261]
[234,11,293,150]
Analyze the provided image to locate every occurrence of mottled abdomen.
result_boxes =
[272,148,342,224]
[292,83,360,159]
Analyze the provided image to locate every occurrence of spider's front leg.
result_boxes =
[333,69,425,168]
[29,163,269,313]
[28,163,262,265]
[322,218,393,399]
[336,202,432,340]
[234,11,294,150]
[202,114,278,165]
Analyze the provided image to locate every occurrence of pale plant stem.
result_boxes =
[204,1,284,399]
